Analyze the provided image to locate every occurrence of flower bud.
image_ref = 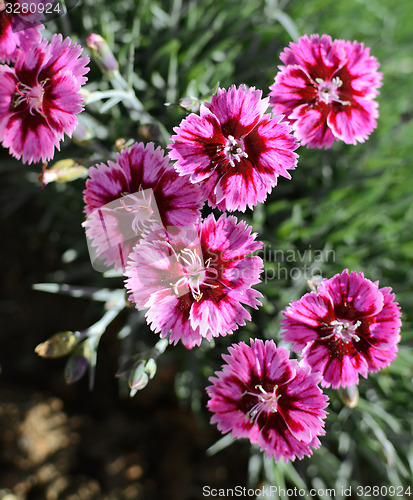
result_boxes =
[39,160,88,186]
[338,384,359,408]
[64,340,93,384]
[115,138,135,152]
[179,96,200,113]
[128,358,158,396]
[72,121,94,145]
[65,354,89,384]
[307,275,323,292]
[35,331,79,358]
[87,33,118,75]
[129,363,149,392]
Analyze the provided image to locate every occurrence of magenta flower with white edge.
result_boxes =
[281,270,402,389]
[83,142,203,271]
[269,34,382,148]
[124,214,263,349]
[0,34,89,164]
[0,4,43,64]
[206,339,329,461]
[168,84,299,212]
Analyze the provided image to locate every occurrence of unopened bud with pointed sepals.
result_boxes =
[87,34,119,75]
[64,340,93,384]
[128,358,158,396]
[72,121,94,145]
[307,275,324,292]
[179,96,200,113]
[145,358,157,379]
[35,331,80,358]
[129,364,149,392]
[338,384,359,408]
[39,160,88,186]
[65,353,89,384]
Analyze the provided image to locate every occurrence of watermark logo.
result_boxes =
[3,0,80,32]
[83,188,164,273]
[254,244,336,283]
[83,193,335,294]
[83,193,214,302]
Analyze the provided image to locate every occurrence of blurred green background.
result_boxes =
[1,0,412,498]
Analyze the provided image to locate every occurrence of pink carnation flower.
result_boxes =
[0,5,43,63]
[0,34,89,164]
[0,0,48,63]
[83,142,203,271]
[269,34,382,148]
[124,214,263,349]
[281,270,402,389]
[168,84,298,212]
[206,339,329,461]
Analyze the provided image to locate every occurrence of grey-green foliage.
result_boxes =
[26,0,413,496]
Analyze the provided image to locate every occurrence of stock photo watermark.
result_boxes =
[2,0,80,32]
[202,484,411,498]
[255,244,336,283]
[83,190,335,302]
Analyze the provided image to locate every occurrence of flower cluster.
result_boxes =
[80,34,399,463]
[13,24,400,465]
[82,136,264,348]
[206,271,401,461]
[83,83,298,349]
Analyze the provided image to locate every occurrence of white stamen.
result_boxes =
[329,319,362,344]
[243,384,281,425]
[171,248,218,301]
[117,190,157,234]
[223,135,248,167]
[14,79,49,117]
[315,76,350,106]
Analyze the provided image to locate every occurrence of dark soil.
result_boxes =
[0,166,248,500]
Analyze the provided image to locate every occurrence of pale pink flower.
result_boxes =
[269,34,382,148]
[0,34,89,164]
[124,214,263,349]
[281,270,402,389]
[83,142,203,271]
[168,84,298,212]
[207,339,329,461]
